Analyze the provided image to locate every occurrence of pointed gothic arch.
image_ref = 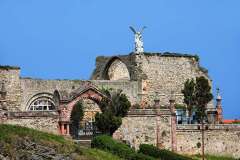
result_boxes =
[103,57,130,80]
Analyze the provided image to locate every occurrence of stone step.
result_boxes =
[74,140,91,148]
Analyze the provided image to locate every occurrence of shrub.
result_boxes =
[139,144,192,160]
[91,135,155,160]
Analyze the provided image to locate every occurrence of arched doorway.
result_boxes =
[70,99,101,139]
[57,84,106,137]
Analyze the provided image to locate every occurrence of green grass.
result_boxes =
[0,124,121,160]
[0,124,75,153]
[82,148,122,160]
[191,154,237,160]
[1,124,237,160]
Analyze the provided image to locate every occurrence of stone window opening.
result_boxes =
[28,97,55,111]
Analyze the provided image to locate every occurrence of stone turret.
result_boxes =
[216,88,223,124]
[0,66,21,111]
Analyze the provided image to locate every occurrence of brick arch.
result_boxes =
[102,56,130,80]
[58,87,106,135]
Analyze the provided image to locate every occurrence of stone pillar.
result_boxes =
[156,114,161,148]
[169,96,177,152]
[66,123,70,135]
[61,123,65,135]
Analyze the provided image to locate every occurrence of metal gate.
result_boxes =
[77,121,101,139]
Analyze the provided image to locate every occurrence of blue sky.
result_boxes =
[0,0,240,119]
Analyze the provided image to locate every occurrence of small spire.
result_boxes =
[216,88,222,100]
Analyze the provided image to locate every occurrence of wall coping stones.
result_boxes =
[0,65,20,70]
[8,111,59,118]
[127,109,172,116]
[177,124,240,131]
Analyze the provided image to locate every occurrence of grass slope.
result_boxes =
[0,124,121,160]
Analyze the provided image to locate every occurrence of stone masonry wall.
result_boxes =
[114,112,240,158]
[20,78,139,111]
[20,78,86,111]
[3,111,59,134]
[136,54,212,107]
[113,109,173,150]
[91,54,214,108]
[176,124,240,158]
[92,80,139,105]
[113,115,157,150]
[0,67,21,111]
[107,59,130,80]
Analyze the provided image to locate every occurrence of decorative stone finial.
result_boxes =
[129,26,146,54]
[154,92,160,108]
[169,91,175,102]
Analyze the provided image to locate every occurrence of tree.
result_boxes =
[195,76,213,160]
[95,89,131,135]
[99,89,131,117]
[70,101,84,138]
[183,76,213,160]
[182,78,196,124]
[95,112,122,135]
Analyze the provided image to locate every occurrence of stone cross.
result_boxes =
[129,26,146,54]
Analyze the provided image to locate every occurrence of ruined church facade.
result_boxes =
[0,52,240,158]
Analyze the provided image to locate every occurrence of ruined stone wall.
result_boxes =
[92,80,139,105]
[114,112,240,158]
[3,111,59,134]
[176,124,240,158]
[113,114,157,150]
[20,78,86,111]
[20,78,139,111]
[135,54,213,107]
[91,54,149,81]
[0,67,21,111]
[107,59,130,80]
[113,109,173,150]
[91,53,213,108]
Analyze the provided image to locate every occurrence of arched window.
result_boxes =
[28,97,55,111]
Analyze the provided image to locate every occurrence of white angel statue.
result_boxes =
[129,26,146,54]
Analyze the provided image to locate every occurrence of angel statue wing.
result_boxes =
[129,26,136,34]
[140,26,147,34]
